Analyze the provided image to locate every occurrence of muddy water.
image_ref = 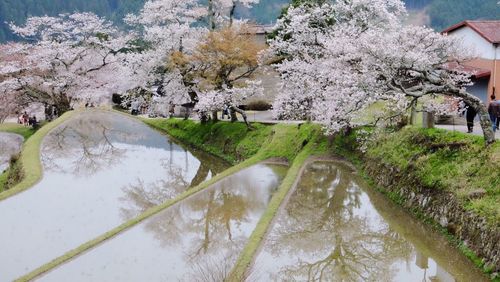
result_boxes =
[37,164,288,282]
[0,132,23,172]
[250,161,488,282]
[0,111,229,281]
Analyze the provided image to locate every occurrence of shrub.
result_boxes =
[245,100,272,111]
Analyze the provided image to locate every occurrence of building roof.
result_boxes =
[445,62,491,79]
[244,24,275,35]
[442,20,500,44]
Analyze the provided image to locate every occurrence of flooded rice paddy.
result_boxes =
[249,161,487,282]
[0,132,23,173]
[0,111,229,281]
[37,164,287,282]
[0,111,488,281]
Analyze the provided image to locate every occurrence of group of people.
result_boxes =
[17,112,38,128]
[465,95,500,133]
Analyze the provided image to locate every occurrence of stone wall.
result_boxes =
[363,158,500,276]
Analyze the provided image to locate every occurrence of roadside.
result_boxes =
[436,124,500,139]
[146,108,500,140]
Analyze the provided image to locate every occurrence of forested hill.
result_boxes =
[0,0,499,43]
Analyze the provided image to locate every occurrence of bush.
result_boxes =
[245,100,272,111]
[112,93,123,105]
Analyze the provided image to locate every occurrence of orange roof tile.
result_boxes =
[442,20,500,44]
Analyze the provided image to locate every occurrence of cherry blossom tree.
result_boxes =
[0,13,138,117]
[0,43,25,122]
[121,0,208,116]
[269,0,495,144]
[124,0,263,124]
[173,26,265,125]
[207,0,260,29]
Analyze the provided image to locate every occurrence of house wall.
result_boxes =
[463,59,500,102]
[449,26,497,60]
[466,77,490,103]
[448,27,499,103]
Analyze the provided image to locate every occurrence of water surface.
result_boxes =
[38,164,288,282]
[0,132,23,172]
[250,161,488,282]
[0,111,229,281]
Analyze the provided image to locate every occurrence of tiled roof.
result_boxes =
[244,24,275,35]
[445,62,491,79]
[442,20,500,44]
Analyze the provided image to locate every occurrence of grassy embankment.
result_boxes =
[331,126,500,277]
[18,118,328,281]
[368,127,498,225]
[0,123,38,193]
[0,112,76,200]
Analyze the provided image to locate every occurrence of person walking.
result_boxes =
[465,103,477,133]
[488,95,500,132]
[221,104,229,120]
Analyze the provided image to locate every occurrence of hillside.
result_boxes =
[0,0,499,42]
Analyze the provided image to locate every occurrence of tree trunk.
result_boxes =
[457,90,495,144]
[212,111,218,122]
[229,3,236,27]
[231,106,251,128]
[200,112,209,123]
[230,108,238,122]
[208,0,216,31]
[410,99,418,125]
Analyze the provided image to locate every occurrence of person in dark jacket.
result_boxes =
[488,95,500,132]
[465,103,477,133]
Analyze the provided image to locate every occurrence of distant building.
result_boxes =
[244,24,275,45]
[243,24,281,103]
[443,21,500,103]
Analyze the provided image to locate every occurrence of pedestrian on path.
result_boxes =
[488,95,500,132]
[222,104,229,120]
[465,103,477,133]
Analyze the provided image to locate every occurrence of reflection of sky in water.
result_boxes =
[251,161,487,282]
[37,164,287,282]
[0,132,23,172]
[0,111,228,282]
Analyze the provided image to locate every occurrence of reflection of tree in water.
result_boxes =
[141,166,280,281]
[41,113,142,176]
[119,141,230,219]
[119,167,190,219]
[261,162,413,282]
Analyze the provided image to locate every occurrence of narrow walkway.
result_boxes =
[142,109,500,140]
[435,124,500,139]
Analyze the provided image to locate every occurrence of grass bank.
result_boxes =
[365,127,499,225]
[0,123,38,192]
[19,118,327,281]
[0,123,37,140]
[331,126,500,278]
[142,118,274,164]
[0,111,77,201]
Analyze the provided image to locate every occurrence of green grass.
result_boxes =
[0,170,8,193]
[142,118,273,164]
[0,111,77,201]
[363,126,500,226]
[0,123,37,140]
[142,118,323,165]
